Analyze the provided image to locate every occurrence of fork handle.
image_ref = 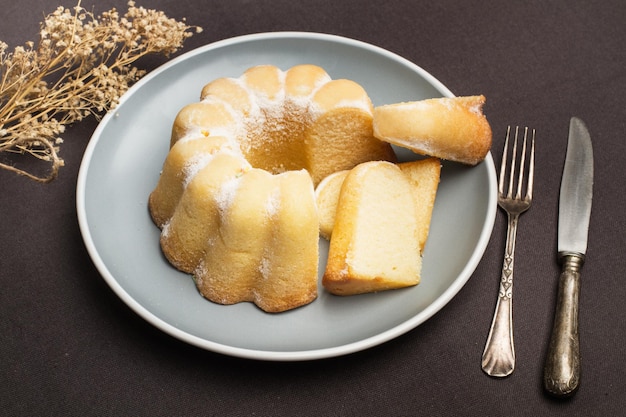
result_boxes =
[481,213,518,377]
[543,253,583,397]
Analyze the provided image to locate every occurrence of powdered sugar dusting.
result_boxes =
[161,220,171,237]
[259,257,271,280]
[439,97,455,110]
[334,98,372,113]
[181,66,373,162]
[312,72,332,91]
[401,100,430,111]
[265,186,281,217]
[182,152,216,187]
[469,102,483,115]
[214,176,241,213]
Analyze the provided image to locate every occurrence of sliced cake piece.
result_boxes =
[322,161,422,295]
[373,95,492,165]
[398,158,441,251]
[315,158,441,251]
[314,169,350,240]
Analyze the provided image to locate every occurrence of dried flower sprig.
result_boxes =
[0,1,201,182]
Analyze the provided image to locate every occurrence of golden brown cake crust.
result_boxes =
[372,95,492,165]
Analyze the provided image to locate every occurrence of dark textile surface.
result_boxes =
[1,0,624,415]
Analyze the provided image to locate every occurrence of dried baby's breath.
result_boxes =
[0,1,201,182]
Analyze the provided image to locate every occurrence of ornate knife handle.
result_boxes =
[543,253,583,397]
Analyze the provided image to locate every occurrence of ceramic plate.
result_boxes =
[77,32,497,361]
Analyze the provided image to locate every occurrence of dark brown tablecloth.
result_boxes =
[1,0,625,415]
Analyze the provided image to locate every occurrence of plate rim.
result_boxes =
[76,31,497,361]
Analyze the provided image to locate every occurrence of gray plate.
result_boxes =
[77,32,497,361]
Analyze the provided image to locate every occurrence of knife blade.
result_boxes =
[543,117,593,397]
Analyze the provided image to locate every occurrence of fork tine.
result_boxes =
[526,129,536,200]
[516,127,528,199]
[499,126,511,196]
[507,127,519,199]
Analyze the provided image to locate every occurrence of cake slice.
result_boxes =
[398,158,441,251]
[322,161,422,295]
[315,157,441,251]
[314,169,350,240]
[373,95,492,165]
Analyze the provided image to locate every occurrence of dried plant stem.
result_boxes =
[0,137,62,181]
[0,1,201,182]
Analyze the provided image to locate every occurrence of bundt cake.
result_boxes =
[149,64,396,313]
[373,95,492,165]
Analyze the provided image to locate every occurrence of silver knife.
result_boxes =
[543,117,594,397]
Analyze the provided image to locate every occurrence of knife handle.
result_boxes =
[543,253,583,397]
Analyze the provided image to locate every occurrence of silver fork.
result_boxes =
[481,126,535,377]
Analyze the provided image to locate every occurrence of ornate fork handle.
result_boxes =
[482,125,534,377]
[481,211,520,377]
